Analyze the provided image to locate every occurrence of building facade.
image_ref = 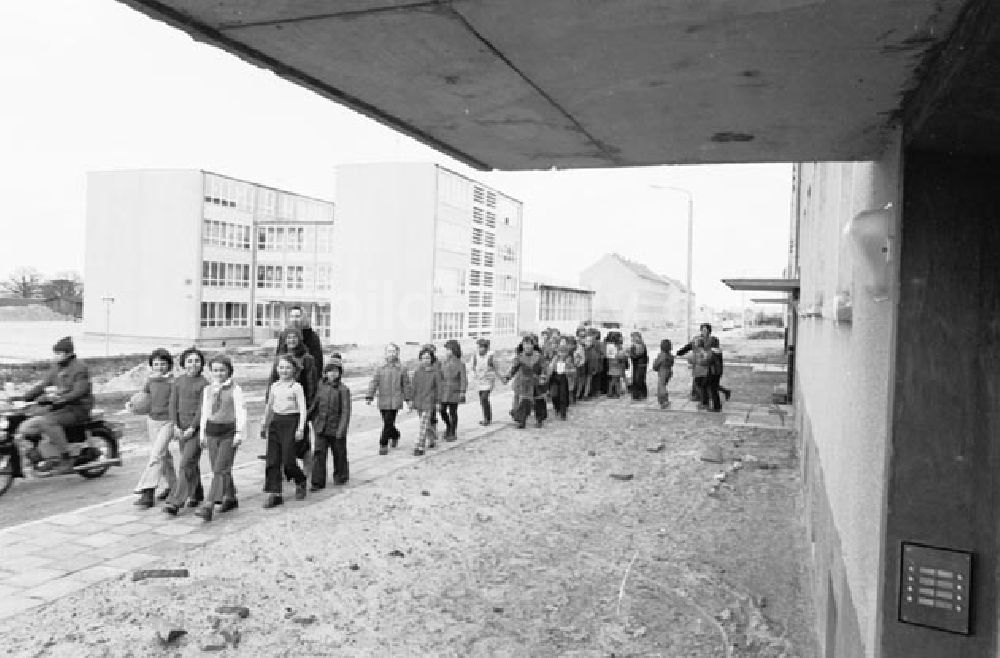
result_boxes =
[518,276,594,335]
[332,163,523,346]
[579,253,689,331]
[83,169,334,346]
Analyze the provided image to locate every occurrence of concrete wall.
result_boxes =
[794,136,902,657]
[83,170,203,342]
[878,149,1000,657]
[332,163,436,345]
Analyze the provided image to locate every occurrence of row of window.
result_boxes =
[255,265,331,291]
[202,261,251,288]
[255,225,333,253]
[470,248,495,268]
[433,268,515,297]
[432,312,465,340]
[468,290,494,308]
[473,186,498,209]
[471,227,496,249]
[539,289,594,322]
[253,302,332,339]
[204,174,335,223]
[202,220,252,250]
[200,302,249,327]
[472,208,498,229]
[468,270,495,288]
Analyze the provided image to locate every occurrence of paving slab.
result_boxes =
[108,521,155,536]
[0,596,44,621]
[21,576,92,602]
[4,567,69,588]
[70,565,128,584]
[75,532,128,549]
[101,553,160,571]
[2,555,54,572]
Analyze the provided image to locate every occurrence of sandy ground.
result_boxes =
[0,359,813,657]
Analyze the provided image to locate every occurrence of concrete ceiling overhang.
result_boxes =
[116,0,968,170]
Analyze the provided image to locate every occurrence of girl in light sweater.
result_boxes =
[194,355,246,522]
[260,354,308,508]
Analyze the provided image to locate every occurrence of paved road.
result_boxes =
[0,387,392,529]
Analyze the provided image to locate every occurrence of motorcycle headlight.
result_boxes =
[0,417,8,430]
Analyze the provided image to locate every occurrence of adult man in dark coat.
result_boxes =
[14,336,93,475]
[676,323,731,408]
[276,305,324,373]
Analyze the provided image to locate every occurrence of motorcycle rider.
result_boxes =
[13,336,94,475]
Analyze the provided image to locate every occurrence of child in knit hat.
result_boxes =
[310,353,352,489]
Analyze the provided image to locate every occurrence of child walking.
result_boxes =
[504,335,548,428]
[439,339,468,441]
[629,332,650,401]
[310,356,352,490]
[132,348,177,508]
[573,334,589,401]
[691,338,712,411]
[270,328,318,484]
[470,338,497,425]
[195,355,246,521]
[547,340,573,420]
[652,339,675,409]
[260,354,308,510]
[409,346,442,455]
[606,336,627,398]
[163,347,208,515]
[366,343,410,455]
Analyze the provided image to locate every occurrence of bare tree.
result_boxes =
[42,271,83,300]
[2,267,43,299]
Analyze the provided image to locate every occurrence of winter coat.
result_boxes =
[651,351,675,381]
[691,348,712,378]
[585,342,602,375]
[470,351,498,392]
[629,344,650,370]
[276,325,324,373]
[506,351,547,399]
[408,364,442,411]
[367,361,410,410]
[23,355,94,424]
[312,380,352,438]
[439,357,468,403]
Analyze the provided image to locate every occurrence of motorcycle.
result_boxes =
[0,396,123,498]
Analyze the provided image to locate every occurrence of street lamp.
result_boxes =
[100,295,115,357]
[650,184,694,339]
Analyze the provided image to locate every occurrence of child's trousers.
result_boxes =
[166,429,204,507]
[204,422,237,504]
[549,374,570,417]
[478,390,492,423]
[416,410,437,449]
[265,413,306,493]
[514,397,547,425]
[378,409,400,447]
[312,432,348,487]
[656,374,671,408]
[135,418,177,493]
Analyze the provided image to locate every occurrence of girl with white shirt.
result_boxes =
[260,354,308,508]
[194,355,246,523]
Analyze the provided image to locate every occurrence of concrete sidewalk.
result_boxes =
[0,390,519,622]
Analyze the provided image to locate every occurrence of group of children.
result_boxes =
[128,325,703,521]
[128,326,352,521]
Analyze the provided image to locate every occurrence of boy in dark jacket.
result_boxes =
[311,356,352,489]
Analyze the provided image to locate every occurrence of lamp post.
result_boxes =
[650,185,694,339]
[100,295,115,357]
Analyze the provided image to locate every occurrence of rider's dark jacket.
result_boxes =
[23,355,94,424]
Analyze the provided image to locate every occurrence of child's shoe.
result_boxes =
[133,489,155,508]
[379,446,389,456]
[194,505,213,522]
[263,494,283,509]
[162,504,179,516]
[295,483,307,500]
[413,447,425,456]
[390,436,399,448]
[218,499,238,513]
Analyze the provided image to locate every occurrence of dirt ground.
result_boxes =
[0,357,814,657]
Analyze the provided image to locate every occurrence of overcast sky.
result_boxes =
[0,0,792,310]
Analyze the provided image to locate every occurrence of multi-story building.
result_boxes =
[332,163,523,346]
[83,169,334,347]
[518,275,594,335]
[579,253,690,331]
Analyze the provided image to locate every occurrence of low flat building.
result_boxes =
[518,275,594,336]
[579,253,690,331]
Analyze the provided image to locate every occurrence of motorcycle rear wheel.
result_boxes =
[77,427,118,479]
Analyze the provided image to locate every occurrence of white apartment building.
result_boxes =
[83,169,334,347]
[333,163,523,346]
[579,253,691,330]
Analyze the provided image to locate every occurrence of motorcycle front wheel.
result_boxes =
[0,455,13,497]
[77,427,118,479]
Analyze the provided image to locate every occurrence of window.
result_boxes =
[495,312,516,336]
[486,212,496,229]
[316,226,333,253]
[484,232,495,249]
[470,249,482,266]
[473,207,484,224]
[473,186,485,205]
[316,265,331,291]
[501,244,517,263]
[433,312,464,340]
[483,272,494,288]
[468,290,480,307]
[472,227,483,246]
[481,312,492,328]
[484,252,495,268]
[201,302,248,327]
[500,275,517,298]
[486,191,497,208]
[468,269,482,287]
[482,291,493,307]
[468,312,480,330]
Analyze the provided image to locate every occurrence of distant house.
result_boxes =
[0,296,82,319]
[518,274,594,335]
[579,253,690,331]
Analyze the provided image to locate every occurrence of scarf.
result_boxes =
[210,378,233,416]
